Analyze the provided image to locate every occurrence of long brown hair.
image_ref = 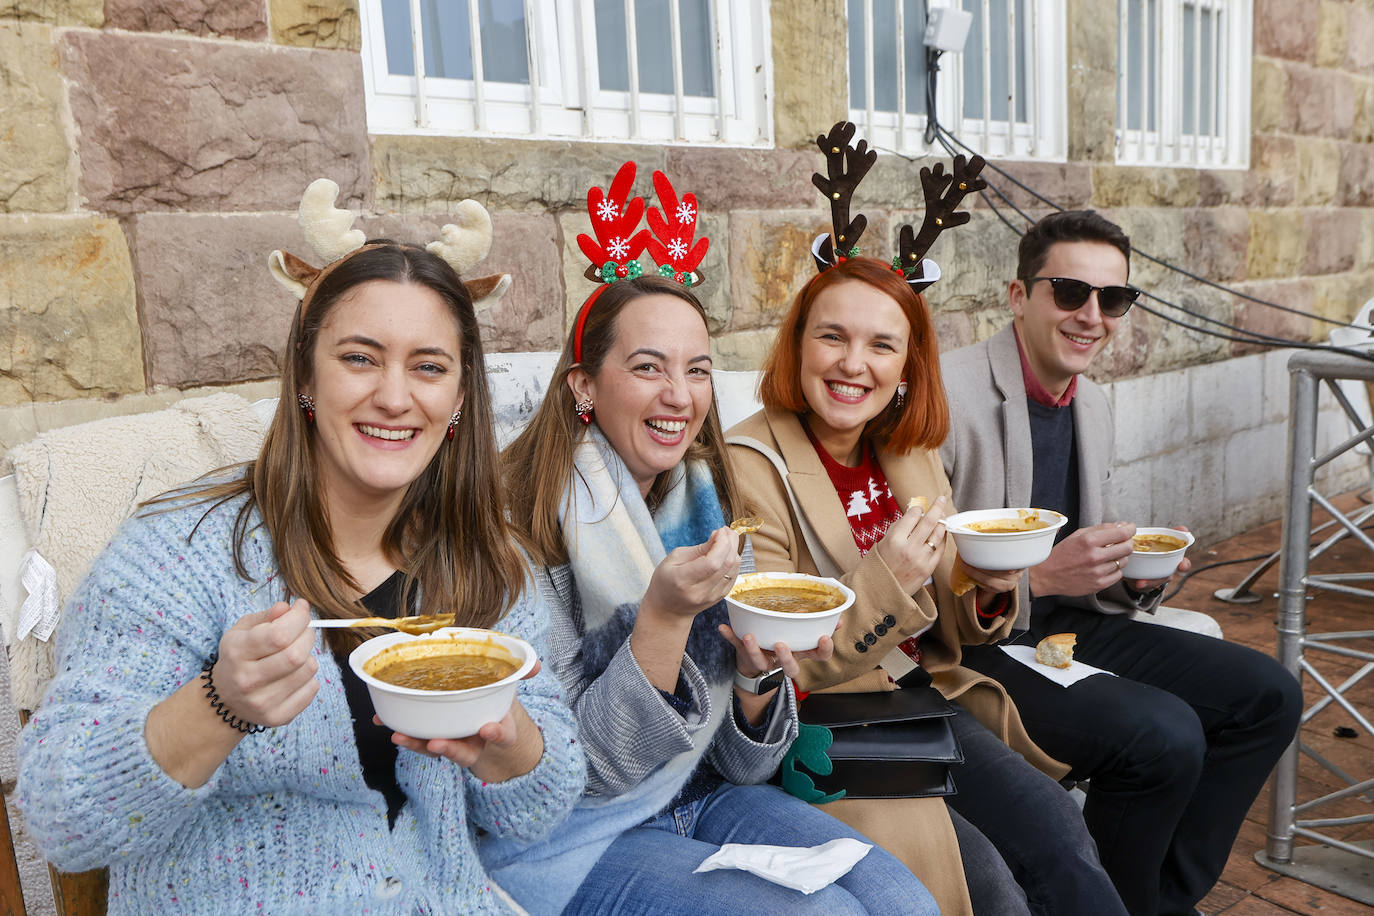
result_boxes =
[757,257,949,453]
[502,276,740,566]
[149,242,528,648]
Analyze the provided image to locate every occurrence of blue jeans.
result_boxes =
[564,782,938,915]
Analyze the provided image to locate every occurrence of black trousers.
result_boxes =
[960,605,1303,916]
[945,703,1127,916]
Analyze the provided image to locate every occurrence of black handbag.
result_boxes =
[779,686,962,802]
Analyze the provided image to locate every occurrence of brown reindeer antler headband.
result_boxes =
[809,121,987,293]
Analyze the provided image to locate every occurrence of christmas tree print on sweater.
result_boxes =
[846,476,899,556]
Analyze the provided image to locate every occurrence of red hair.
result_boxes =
[757,257,950,454]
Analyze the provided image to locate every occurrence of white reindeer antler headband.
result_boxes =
[268,178,512,316]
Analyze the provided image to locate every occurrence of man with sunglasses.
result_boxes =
[940,210,1301,916]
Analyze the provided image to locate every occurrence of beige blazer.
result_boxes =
[727,406,1069,779]
[939,323,1162,621]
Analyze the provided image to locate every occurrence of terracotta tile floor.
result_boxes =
[1172,490,1374,915]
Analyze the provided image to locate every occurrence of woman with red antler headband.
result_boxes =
[17,180,584,914]
[728,122,1128,916]
[489,163,938,915]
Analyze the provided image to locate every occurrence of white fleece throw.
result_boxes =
[5,393,266,709]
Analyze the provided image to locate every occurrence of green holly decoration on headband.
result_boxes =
[600,260,643,283]
[778,723,846,804]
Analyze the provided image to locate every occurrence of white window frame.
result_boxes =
[1115,0,1251,169]
[358,0,772,147]
[847,0,1067,161]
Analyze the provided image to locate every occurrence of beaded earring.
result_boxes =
[896,380,908,409]
[574,399,594,425]
[297,393,315,424]
[447,408,461,440]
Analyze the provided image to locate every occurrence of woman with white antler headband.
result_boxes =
[485,163,938,915]
[728,122,1129,916]
[16,180,585,914]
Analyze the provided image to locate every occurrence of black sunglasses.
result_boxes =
[1022,276,1140,318]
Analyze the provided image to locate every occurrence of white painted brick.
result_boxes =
[1223,424,1288,533]
[1260,348,1299,426]
[1105,456,1152,525]
[1190,355,1265,437]
[1154,443,1224,544]
[1112,369,1192,463]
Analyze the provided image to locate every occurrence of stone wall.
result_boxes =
[3,0,1370,468]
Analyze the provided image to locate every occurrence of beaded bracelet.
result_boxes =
[200,652,267,735]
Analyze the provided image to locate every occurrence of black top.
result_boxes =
[1027,398,1080,620]
[336,571,411,828]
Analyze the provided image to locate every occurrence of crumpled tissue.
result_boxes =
[19,549,60,642]
[692,837,872,894]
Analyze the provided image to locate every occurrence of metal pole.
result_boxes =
[1266,361,1318,864]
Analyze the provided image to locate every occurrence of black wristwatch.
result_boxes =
[733,666,785,695]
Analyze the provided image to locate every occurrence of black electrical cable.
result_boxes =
[910,114,1374,361]
[929,123,1374,333]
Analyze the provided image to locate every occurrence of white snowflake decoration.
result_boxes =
[667,238,688,260]
[607,236,630,260]
[596,199,620,222]
[675,201,696,224]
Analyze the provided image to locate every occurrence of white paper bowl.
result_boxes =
[943,508,1069,570]
[1121,527,1195,580]
[348,627,536,740]
[725,572,854,651]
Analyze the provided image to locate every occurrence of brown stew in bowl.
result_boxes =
[731,582,846,614]
[365,640,520,691]
[1132,533,1187,553]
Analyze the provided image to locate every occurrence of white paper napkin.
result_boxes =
[693,838,872,894]
[1000,644,1117,687]
[18,549,60,642]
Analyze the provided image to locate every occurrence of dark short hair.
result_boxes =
[1017,210,1132,280]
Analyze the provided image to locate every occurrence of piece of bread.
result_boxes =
[1034,633,1077,669]
[949,549,976,597]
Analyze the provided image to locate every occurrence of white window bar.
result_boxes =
[624,0,641,140]
[574,1,597,138]
[896,0,907,143]
[1212,1,1223,163]
[408,0,426,128]
[466,0,487,132]
[1138,0,1148,162]
[980,0,992,152]
[864,0,877,141]
[1007,0,1017,154]
[1154,0,1165,161]
[711,0,727,140]
[1117,0,1128,155]
[669,0,686,141]
[1028,0,1038,156]
[524,0,541,135]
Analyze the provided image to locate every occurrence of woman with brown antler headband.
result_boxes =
[728,122,1128,916]
[487,163,938,914]
[16,180,585,914]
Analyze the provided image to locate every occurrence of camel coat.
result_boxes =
[728,408,1072,915]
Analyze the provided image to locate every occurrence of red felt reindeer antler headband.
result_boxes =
[571,162,711,363]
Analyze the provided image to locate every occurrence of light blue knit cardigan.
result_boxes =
[16,493,585,915]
